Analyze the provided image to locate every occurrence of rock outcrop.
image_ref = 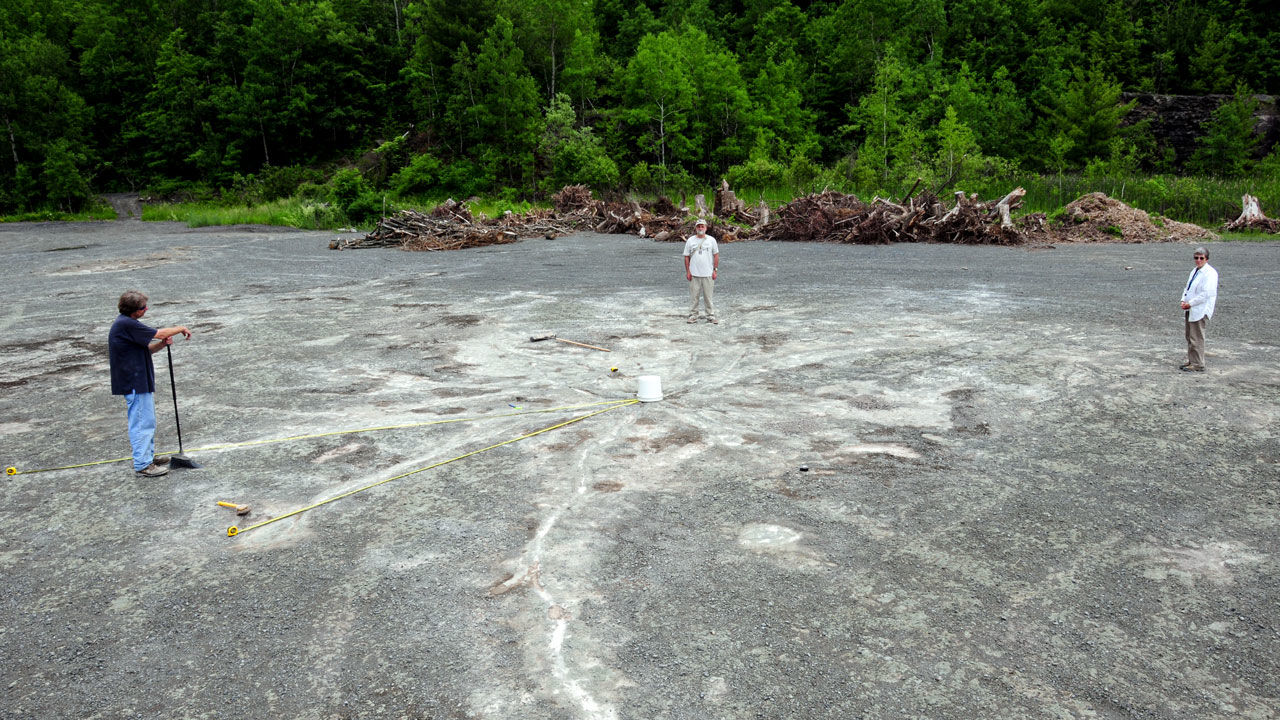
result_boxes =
[1123,93,1279,167]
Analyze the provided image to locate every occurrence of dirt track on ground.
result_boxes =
[1,221,1277,719]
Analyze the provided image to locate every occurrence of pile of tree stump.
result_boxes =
[754,187,1033,245]
[333,182,1044,251]
[329,206,565,251]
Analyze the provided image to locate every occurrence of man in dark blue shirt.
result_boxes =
[108,290,192,477]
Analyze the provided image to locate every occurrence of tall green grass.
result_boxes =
[141,198,349,229]
[388,195,553,219]
[140,195,556,229]
[966,174,1278,226]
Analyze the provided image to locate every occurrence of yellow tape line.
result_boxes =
[5,398,633,476]
[227,399,639,537]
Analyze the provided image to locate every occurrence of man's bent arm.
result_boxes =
[154,325,191,341]
[148,326,192,353]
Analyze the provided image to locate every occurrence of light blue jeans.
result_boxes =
[124,392,156,471]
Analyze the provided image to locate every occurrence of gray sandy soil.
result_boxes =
[1,220,1277,719]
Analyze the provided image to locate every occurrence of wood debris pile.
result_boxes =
[333,186,699,251]
[1224,194,1280,233]
[429,198,472,222]
[551,184,594,213]
[330,207,551,251]
[331,183,1219,251]
[551,185,715,241]
[753,187,1035,245]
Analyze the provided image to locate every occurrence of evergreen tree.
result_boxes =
[403,0,498,130]
[1045,66,1135,166]
[681,26,755,173]
[539,93,619,190]
[447,16,541,188]
[1187,18,1242,94]
[1188,86,1260,177]
[499,0,591,100]
[135,28,212,180]
[932,106,982,185]
[616,30,697,174]
[844,53,924,188]
[561,28,610,120]
[0,0,93,211]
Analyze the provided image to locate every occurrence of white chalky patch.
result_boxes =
[310,442,364,464]
[0,421,36,436]
[738,523,802,548]
[844,443,920,459]
[1134,541,1265,585]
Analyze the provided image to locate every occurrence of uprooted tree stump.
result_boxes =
[753,187,1036,245]
[1225,194,1280,233]
[694,194,709,218]
[333,183,1067,251]
[993,188,1027,229]
[713,179,761,225]
[754,200,770,228]
[714,179,746,219]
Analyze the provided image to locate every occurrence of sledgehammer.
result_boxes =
[216,501,251,516]
[529,334,611,352]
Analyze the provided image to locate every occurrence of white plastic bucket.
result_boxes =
[636,375,663,402]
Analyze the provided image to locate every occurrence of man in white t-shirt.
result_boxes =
[683,219,720,324]
[1179,246,1218,372]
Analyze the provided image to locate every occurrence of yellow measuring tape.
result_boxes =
[4,398,633,477]
[226,398,639,537]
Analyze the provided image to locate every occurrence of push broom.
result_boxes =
[164,345,201,469]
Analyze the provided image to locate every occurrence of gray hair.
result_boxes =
[118,290,148,315]
[1193,246,1209,259]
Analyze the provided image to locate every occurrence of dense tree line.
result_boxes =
[3,0,1277,213]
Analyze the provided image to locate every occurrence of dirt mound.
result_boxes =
[1057,193,1216,243]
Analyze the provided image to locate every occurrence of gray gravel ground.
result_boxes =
[0,220,1277,720]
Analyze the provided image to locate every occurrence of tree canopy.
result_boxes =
[2,0,1277,212]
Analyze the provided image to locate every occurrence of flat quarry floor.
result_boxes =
[1,221,1277,720]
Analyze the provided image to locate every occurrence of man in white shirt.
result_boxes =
[683,219,720,324]
[1179,246,1218,372]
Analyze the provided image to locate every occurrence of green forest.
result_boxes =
[3,0,1279,224]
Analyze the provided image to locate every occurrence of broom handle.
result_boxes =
[166,345,185,454]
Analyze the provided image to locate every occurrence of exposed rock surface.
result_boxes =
[1123,93,1279,167]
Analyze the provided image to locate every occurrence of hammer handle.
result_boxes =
[555,338,611,352]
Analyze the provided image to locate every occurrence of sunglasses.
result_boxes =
[1193,256,1206,259]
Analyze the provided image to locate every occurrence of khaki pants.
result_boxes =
[1185,312,1207,367]
[689,276,715,319]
